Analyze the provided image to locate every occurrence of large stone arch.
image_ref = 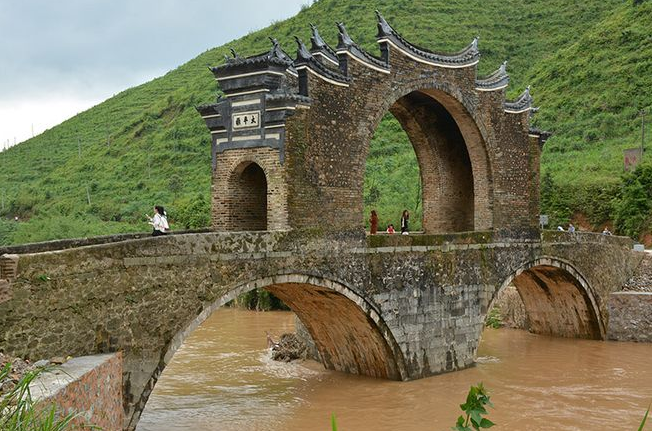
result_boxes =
[131,273,407,430]
[199,12,543,236]
[490,257,605,340]
[361,79,494,233]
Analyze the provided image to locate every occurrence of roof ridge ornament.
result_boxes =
[475,60,509,91]
[336,22,354,50]
[309,23,339,66]
[293,36,351,89]
[310,23,327,50]
[267,37,295,65]
[334,21,390,74]
[375,10,393,38]
[295,36,314,63]
[504,85,535,114]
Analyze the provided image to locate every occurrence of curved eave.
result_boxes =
[475,78,509,92]
[295,63,350,87]
[504,106,535,114]
[528,128,552,148]
[377,37,479,69]
[312,49,340,67]
[504,87,533,114]
[475,62,509,91]
[336,47,390,74]
[196,102,226,118]
[373,11,478,69]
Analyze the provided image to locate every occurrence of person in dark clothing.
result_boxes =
[400,209,410,234]
[370,210,379,235]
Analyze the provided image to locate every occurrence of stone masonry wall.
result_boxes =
[212,147,288,231]
[607,292,652,342]
[280,39,538,236]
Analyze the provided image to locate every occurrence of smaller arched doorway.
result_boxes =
[228,161,268,231]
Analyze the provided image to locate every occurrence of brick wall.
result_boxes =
[212,147,289,231]
[279,43,535,235]
[31,353,123,431]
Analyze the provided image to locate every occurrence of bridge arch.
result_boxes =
[491,257,605,340]
[132,274,408,429]
[362,80,494,233]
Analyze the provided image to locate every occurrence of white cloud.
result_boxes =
[0,97,95,149]
[0,0,307,151]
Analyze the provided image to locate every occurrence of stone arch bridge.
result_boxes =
[0,231,641,429]
[0,13,644,430]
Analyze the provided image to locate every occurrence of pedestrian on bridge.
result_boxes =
[370,210,379,235]
[147,205,169,236]
[401,210,410,234]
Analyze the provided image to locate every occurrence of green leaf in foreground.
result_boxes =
[452,383,495,431]
[639,403,650,431]
[331,413,338,431]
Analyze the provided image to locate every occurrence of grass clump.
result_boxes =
[0,363,79,431]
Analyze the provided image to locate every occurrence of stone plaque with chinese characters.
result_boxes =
[232,111,260,130]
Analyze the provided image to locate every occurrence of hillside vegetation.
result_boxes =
[1,0,651,244]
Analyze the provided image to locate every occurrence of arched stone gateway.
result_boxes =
[131,274,406,430]
[492,257,605,339]
[198,11,548,237]
[382,88,492,232]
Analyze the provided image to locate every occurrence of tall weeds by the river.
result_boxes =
[0,363,79,431]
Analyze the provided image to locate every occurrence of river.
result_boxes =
[137,308,652,431]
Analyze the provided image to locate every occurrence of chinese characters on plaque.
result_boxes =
[232,111,260,130]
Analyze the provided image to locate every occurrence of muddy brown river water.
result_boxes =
[137,308,652,431]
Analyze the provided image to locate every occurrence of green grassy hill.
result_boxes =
[1,0,651,244]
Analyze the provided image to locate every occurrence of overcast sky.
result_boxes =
[0,0,307,150]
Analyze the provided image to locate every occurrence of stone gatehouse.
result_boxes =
[197,12,547,237]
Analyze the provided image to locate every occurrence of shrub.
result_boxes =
[613,165,652,237]
[174,194,210,230]
[0,218,17,246]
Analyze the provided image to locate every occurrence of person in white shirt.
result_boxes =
[147,205,169,236]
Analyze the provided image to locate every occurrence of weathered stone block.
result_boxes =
[607,292,652,342]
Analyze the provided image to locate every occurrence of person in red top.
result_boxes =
[386,224,395,234]
[370,210,379,235]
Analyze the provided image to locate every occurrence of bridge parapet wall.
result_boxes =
[542,230,635,248]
